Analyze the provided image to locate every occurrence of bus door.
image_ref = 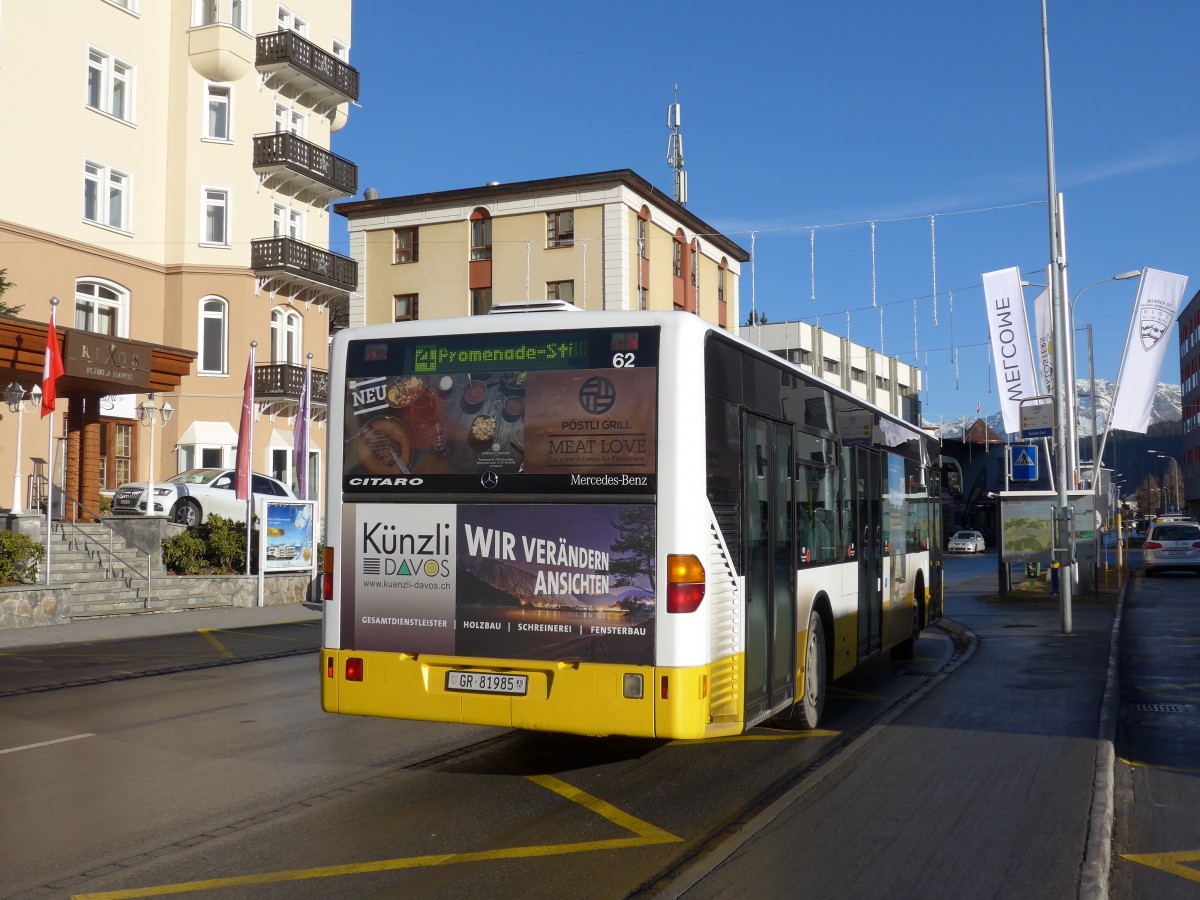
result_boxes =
[743,415,797,725]
[852,446,884,659]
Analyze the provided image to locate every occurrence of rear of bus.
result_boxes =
[320,311,718,738]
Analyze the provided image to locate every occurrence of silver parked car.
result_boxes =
[946,530,985,553]
[1142,520,1200,577]
[111,468,295,526]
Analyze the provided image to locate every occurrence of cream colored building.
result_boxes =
[334,170,750,329]
[746,319,924,424]
[0,0,357,522]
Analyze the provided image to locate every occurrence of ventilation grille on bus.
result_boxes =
[487,299,582,315]
[706,515,741,723]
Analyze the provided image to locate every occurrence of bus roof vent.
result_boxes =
[488,300,582,315]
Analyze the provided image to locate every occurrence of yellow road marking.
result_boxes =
[73,773,679,899]
[667,728,839,746]
[200,628,317,644]
[1120,850,1200,884]
[1118,757,1200,775]
[197,629,234,659]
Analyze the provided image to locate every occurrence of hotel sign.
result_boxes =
[63,331,152,390]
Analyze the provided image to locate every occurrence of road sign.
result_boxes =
[1020,400,1053,439]
[1011,445,1038,482]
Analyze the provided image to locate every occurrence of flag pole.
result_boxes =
[246,341,256,576]
[42,296,62,585]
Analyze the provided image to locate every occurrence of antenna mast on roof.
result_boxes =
[666,85,687,205]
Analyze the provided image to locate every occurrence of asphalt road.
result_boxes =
[0,607,960,898]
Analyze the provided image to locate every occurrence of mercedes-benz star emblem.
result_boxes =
[481,471,499,489]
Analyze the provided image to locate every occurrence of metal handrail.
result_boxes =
[57,498,151,586]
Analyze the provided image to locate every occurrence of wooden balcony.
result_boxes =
[251,236,356,300]
[252,132,357,205]
[256,30,359,114]
[255,363,329,412]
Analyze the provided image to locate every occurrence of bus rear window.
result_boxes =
[343,328,659,496]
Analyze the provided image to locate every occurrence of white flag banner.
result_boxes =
[1110,268,1189,433]
[982,267,1038,434]
[1033,287,1054,394]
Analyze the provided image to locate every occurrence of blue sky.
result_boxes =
[331,0,1199,425]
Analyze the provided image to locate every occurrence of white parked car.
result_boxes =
[947,530,986,553]
[1142,520,1200,577]
[111,468,295,526]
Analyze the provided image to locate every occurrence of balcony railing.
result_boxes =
[251,236,356,293]
[253,132,357,199]
[256,30,359,104]
[255,363,329,407]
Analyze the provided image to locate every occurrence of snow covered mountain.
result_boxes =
[926,380,1181,440]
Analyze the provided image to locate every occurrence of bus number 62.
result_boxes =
[612,352,636,368]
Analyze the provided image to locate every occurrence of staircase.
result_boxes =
[35,521,236,618]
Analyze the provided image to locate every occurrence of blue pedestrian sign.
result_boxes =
[1011,445,1038,482]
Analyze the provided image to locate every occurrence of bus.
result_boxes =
[320,307,942,739]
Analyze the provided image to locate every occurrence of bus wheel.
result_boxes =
[799,608,827,728]
[892,599,921,660]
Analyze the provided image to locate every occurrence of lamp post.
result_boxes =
[4,382,42,515]
[136,394,174,517]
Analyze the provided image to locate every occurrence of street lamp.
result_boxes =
[136,394,174,517]
[4,382,42,515]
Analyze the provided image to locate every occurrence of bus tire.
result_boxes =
[799,608,827,728]
[892,596,922,661]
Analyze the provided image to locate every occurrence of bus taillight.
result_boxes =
[323,546,335,600]
[666,554,705,613]
[345,658,364,682]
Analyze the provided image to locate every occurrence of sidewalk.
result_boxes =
[0,601,323,651]
[666,572,1124,899]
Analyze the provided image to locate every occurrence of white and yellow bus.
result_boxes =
[320,307,942,739]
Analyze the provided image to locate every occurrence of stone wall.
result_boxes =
[0,585,71,629]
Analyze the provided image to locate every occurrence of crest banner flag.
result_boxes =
[1111,268,1188,433]
[1033,287,1054,394]
[982,267,1037,435]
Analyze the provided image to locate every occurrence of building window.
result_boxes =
[393,227,418,264]
[471,288,492,316]
[672,238,683,277]
[851,367,867,384]
[270,307,302,364]
[638,287,648,310]
[823,357,840,375]
[332,39,348,60]
[547,280,575,305]
[87,48,133,122]
[547,210,574,248]
[274,102,304,136]
[108,0,137,10]
[876,375,891,391]
[273,203,303,239]
[394,294,418,322]
[690,240,699,287]
[637,215,649,259]
[75,279,128,337]
[179,444,226,472]
[231,0,249,31]
[718,266,726,303]
[198,297,228,374]
[100,422,135,489]
[202,189,229,245]
[470,214,492,260]
[205,85,230,140]
[84,161,130,230]
[194,0,217,25]
[278,5,308,35]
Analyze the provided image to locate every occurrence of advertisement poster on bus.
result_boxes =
[345,502,656,665]
[260,500,317,572]
[343,359,657,494]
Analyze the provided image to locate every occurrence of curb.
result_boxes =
[1078,573,1128,900]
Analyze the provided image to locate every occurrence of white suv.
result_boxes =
[111,468,295,526]
[1142,520,1200,577]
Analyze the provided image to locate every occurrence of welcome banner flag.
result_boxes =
[1110,268,1188,433]
[1033,287,1054,394]
[982,267,1038,435]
